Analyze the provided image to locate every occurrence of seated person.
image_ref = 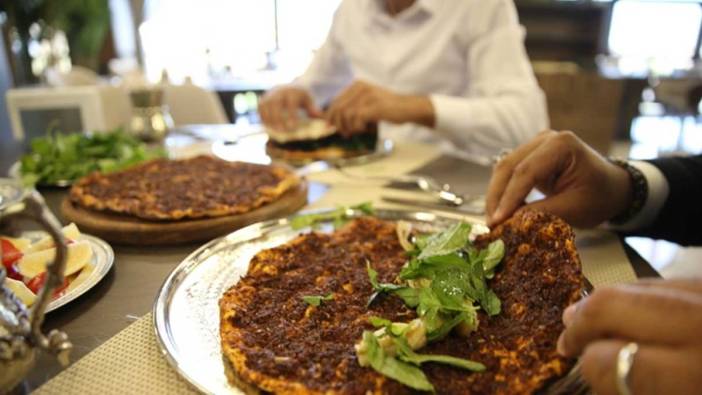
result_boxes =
[487,130,702,395]
[259,0,547,157]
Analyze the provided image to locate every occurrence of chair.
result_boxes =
[535,63,625,154]
[162,81,229,126]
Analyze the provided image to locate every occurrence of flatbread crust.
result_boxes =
[265,141,372,162]
[219,211,583,394]
[266,119,336,143]
[69,155,299,221]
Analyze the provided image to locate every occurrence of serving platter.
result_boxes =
[60,181,308,246]
[210,132,394,167]
[19,232,115,313]
[153,209,492,394]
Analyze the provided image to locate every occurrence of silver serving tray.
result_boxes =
[152,209,585,394]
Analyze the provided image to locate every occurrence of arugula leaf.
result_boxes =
[392,287,420,307]
[427,311,474,342]
[290,202,374,230]
[368,316,393,328]
[301,293,334,306]
[392,336,485,372]
[362,331,435,392]
[417,223,472,260]
[482,239,505,273]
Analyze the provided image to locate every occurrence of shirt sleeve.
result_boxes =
[429,0,548,155]
[291,4,353,108]
[608,161,670,232]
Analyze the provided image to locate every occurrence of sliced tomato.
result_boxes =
[5,263,23,281]
[1,239,23,268]
[26,272,70,298]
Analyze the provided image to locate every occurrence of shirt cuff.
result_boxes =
[428,94,477,144]
[609,160,670,231]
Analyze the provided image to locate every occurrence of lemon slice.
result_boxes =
[25,223,82,253]
[1,237,32,252]
[17,240,92,279]
[4,278,37,307]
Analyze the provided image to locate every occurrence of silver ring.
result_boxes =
[491,148,513,165]
[616,342,639,395]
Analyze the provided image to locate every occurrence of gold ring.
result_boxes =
[616,342,639,395]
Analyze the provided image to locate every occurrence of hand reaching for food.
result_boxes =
[258,86,323,132]
[486,130,633,228]
[325,80,435,136]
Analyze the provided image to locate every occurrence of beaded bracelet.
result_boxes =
[608,158,648,225]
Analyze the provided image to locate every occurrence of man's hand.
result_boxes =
[558,279,702,395]
[486,130,633,228]
[258,87,323,132]
[325,80,434,136]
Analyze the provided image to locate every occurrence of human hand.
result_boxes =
[558,279,702,395]
[325,80,434,136]
[486,130,632,228]
[258,86,322,132]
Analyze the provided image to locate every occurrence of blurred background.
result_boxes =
[1,0,702,274]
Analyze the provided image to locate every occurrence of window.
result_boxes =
[607,0,702,73]
[138,0,340,85]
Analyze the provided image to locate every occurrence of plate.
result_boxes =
[152,209,487,394]
[20,232,115,312]
[210,132,394,167]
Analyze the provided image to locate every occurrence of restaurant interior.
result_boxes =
[1,0,701,394]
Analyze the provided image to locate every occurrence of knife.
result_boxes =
[381,196,485,215]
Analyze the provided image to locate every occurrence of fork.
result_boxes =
[333,164,481,207]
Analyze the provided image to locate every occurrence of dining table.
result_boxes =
[0,126,658,394]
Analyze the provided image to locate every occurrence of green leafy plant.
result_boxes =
[19,129,166,186]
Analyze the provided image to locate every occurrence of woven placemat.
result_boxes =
[33,312,197,395]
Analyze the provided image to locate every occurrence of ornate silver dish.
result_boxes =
[152,209,586,394]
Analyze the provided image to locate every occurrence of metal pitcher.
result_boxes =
[0,179,72,393]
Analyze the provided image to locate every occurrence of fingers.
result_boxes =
[327,82,367,134]
[282,95,299,130]
[558,285,702,358]
[301,94,322,119]
[519,187,601,228]
[492,140,572,225]
[259,88,318,132]
[485,130,557,226]
[580,340,695,395]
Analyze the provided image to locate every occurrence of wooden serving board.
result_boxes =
[61,182,308,246]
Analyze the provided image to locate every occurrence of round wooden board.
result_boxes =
[60,181,308,246]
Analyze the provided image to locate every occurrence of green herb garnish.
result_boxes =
[301,293,334,306]
[19,128,165,186]
[356,221,504,391]
[290,202,375,230]
[359,331,435,392]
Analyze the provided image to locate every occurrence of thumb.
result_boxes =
[302,95,322,118]
[519,189,600,228]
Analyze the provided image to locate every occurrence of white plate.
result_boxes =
[152,209,487,394]
[19,232,115,313]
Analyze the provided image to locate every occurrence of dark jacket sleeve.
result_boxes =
[632,155,702,246]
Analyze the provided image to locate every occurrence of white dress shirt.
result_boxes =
[293,0,548,156]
